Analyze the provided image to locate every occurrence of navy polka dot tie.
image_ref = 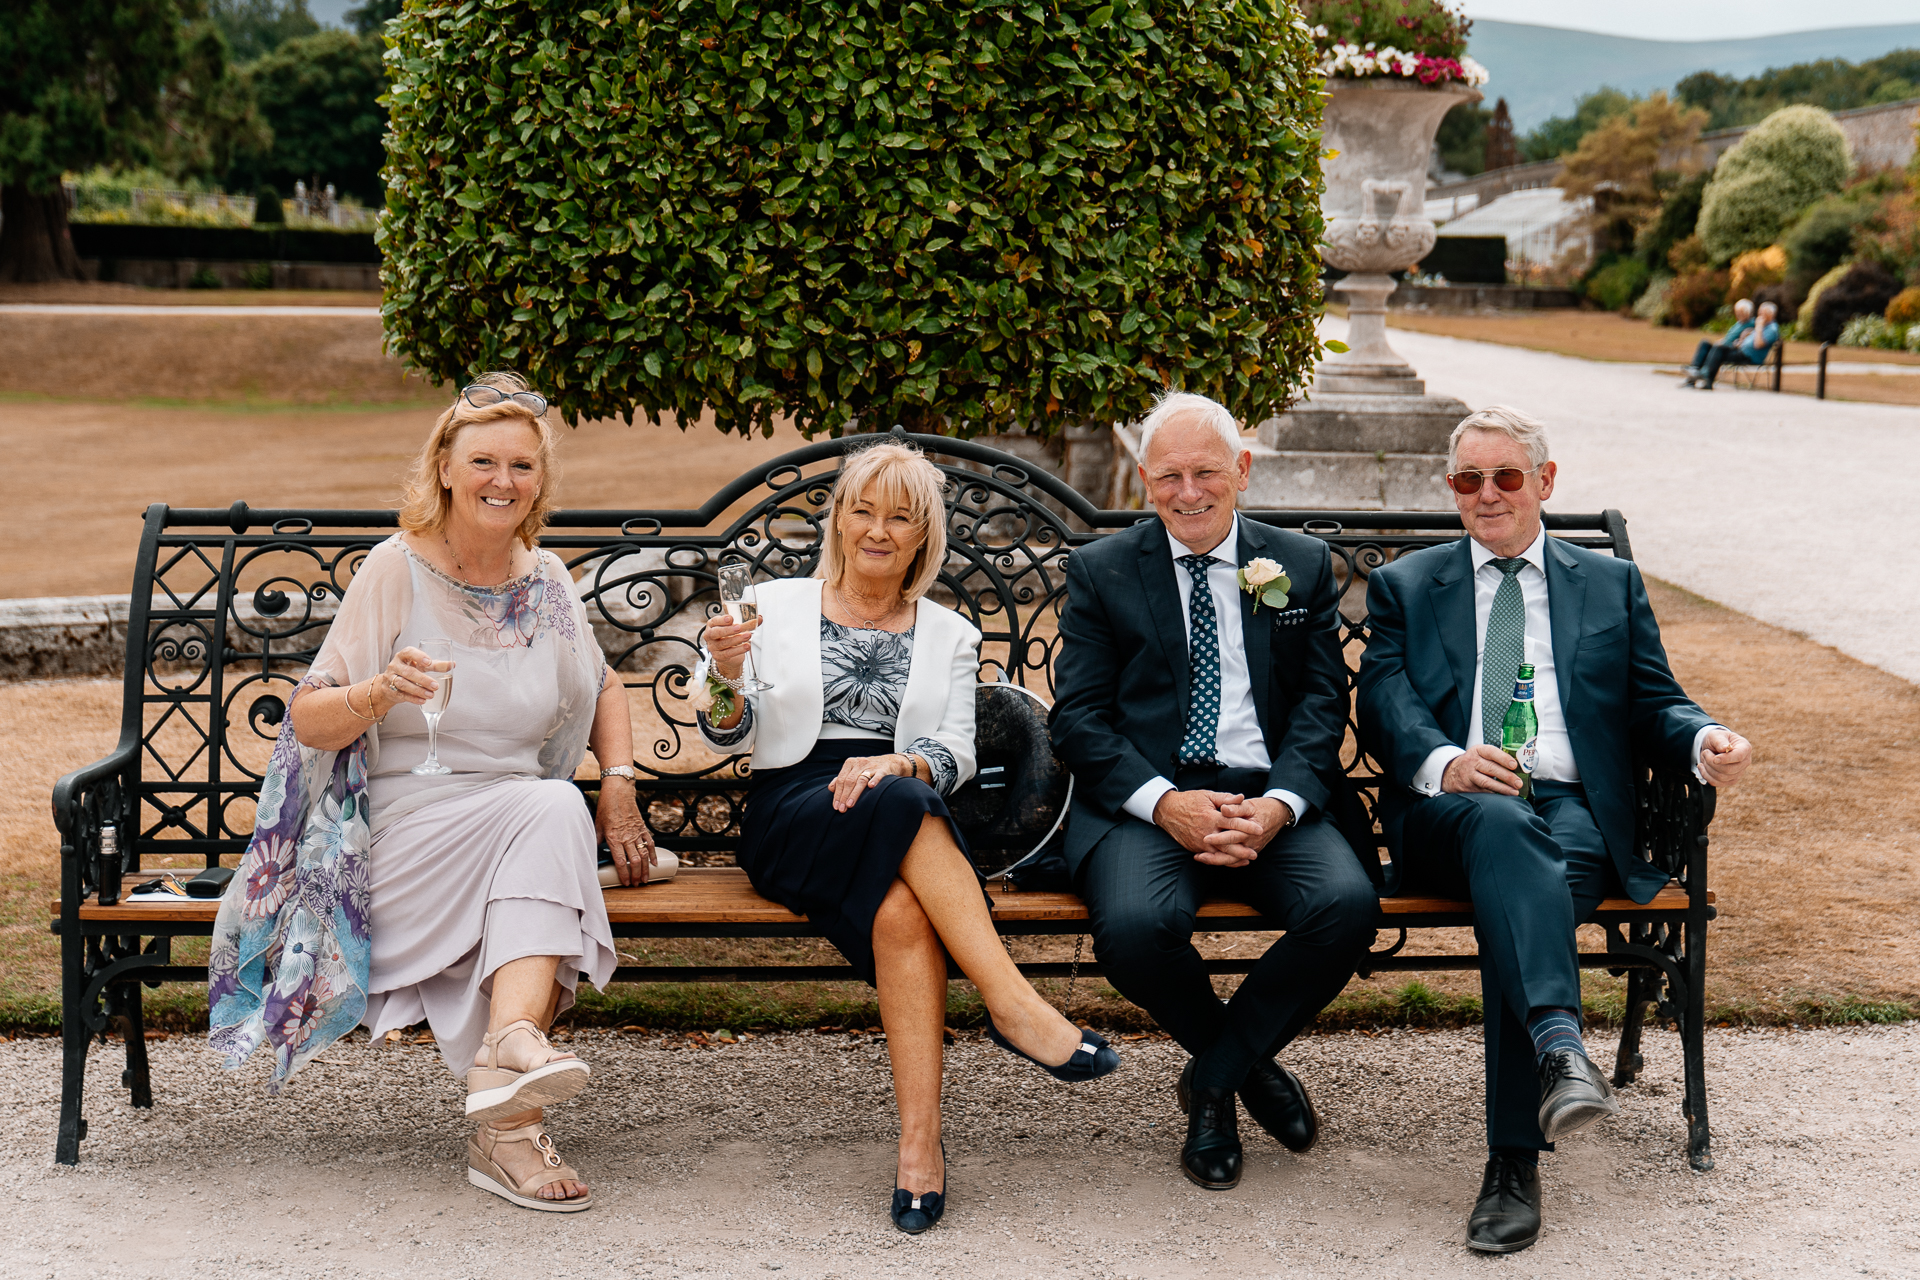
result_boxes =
[1177,554,1222,767]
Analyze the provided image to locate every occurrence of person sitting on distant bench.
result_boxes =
[1679,299,1750,388]
[1686,301,1779,390]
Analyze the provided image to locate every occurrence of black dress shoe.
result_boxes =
[1180,1086,1243,1190]
[890,1142,947,1234]
[1466,1153,1541,1253]
[1536,1049,1620,1142]
[1239,1060,1319,1153]
[1178,1057,1319,1154]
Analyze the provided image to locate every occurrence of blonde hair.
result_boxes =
[817,441,949,602]
[398,371,559,549]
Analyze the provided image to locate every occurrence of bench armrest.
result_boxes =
[53,740,141,907]
[1632,762,1716,904]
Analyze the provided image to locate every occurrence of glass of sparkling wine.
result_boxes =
[410,638,455,775]
[716,563,772,694]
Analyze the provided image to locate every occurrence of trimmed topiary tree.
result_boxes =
[379,0,1328,436]
[1697,105,1850,264]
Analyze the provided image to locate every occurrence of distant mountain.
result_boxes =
[1468,19,1920,129]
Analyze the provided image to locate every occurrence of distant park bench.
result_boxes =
[52,431,1719,1170]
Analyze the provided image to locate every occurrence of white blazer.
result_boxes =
[697,577,982,782]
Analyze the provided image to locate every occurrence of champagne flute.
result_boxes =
[410,638,455,775]
[716,562,772,694]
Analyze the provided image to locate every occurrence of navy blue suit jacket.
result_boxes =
[1356,535,1714,903]
[1049,517,1377,887]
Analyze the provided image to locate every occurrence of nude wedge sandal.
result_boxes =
[465,1019,591,1121]
[467,1121,593,1213]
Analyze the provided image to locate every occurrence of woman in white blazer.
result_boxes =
[696,441,1118,1234]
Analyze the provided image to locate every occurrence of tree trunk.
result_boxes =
[0,185,87,283]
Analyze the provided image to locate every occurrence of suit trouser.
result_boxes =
[1078,791,1377,1081]
[1399,781,1621,1152]
[1699,343,1759,387]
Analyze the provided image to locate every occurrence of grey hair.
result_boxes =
[1448,405,1551,472]
[1137,391,1247,465]
[1733,298,1754,316]
[1756,299,1778,315]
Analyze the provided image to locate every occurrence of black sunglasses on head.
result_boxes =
[462,384,548,415]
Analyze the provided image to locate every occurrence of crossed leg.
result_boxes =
[873,813,1087,1195]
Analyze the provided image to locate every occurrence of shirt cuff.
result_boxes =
[1261,788,1309,826]
[1690,724,1727,784]
[1122,776,1176,825]
[1411,745,1466,796]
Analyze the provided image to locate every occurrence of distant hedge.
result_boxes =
[68,224,378,264]
[379,0,1328,436]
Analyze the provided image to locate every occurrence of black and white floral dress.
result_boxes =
[720,618,970,982]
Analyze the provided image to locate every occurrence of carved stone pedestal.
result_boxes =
[1247,79,1478,512]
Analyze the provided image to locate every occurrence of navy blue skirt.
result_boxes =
[737,737,972,984]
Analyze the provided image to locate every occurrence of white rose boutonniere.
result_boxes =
[1237,557,1291,612]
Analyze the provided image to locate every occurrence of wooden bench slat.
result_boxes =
[60,867,1709,925]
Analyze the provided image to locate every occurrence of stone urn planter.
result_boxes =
[1248,79,1483,511]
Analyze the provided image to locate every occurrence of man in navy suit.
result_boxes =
[1051,392,1379,1191]
[1357,405,1752,1253]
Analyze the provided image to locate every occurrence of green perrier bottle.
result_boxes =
[1501,663,1539,802]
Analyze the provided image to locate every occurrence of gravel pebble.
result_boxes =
[1,1023,1913,1278]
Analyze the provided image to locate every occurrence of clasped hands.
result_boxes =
[1153,790,1294,868]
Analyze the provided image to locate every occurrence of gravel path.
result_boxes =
[3,1024,1913,1278]
[1323,316,1920,685]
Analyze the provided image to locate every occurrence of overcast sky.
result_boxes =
[1461,1,1920,43]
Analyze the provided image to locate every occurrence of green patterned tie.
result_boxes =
[1481,557,1529,746]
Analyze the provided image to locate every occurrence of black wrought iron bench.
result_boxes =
[52,431,1717,1170]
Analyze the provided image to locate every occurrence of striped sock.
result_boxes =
[1527,1008,1587,1062]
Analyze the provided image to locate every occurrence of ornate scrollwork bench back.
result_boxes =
[51,430,1717,1170]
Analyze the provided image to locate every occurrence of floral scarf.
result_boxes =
[207,676,373,1092]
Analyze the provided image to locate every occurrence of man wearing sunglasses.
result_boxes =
[1356,405,1752,1255]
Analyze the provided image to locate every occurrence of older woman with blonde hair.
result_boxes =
[208,372,652,1214]
[696,439,1119,1235]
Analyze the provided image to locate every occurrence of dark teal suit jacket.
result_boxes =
[1356,535,1715,903]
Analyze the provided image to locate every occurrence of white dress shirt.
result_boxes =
[1121,516,1310,826]
[1409,529,1720,795]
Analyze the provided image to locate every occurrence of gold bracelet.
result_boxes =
[343,681,382,723]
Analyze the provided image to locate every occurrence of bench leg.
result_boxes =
[106,978,154,1109]
[1611,966,1657,1088]
[56,932,91,1165]
[1681,916,1714,1172]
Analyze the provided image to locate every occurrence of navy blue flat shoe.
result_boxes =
[984,1016,1120,1083]
[890,1142,947,1234]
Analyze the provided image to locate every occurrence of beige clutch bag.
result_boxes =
[597,846,679,887]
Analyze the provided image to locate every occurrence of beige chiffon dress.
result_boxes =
[299,535,616,1076]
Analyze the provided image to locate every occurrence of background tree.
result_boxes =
[230,29,387,203]
[206,0,319,62]
[1676,50,1920,131]
[1482,98,1517,172]
[1521,86,1636,162]
[380,0,1330,439]
[1434,101,1492,177]
[0,1,258,282]
[344,0,402,33]
[1698,105,1851,263]
[1557,92,1707,258]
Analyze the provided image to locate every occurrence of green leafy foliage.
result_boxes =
[1698,105,1851,263]
[380,0,1329,437]
[1676,49,1920,131]
[206,0,321,63]
[1585,257,1649,311]
[1434,100,1490,176]
[234,30,389,203]
[1520,86,1634,163]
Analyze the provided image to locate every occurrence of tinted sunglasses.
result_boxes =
[461,384,548,415]
[1445,466,1540,495]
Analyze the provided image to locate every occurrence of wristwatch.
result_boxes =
[601,765,639,782]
